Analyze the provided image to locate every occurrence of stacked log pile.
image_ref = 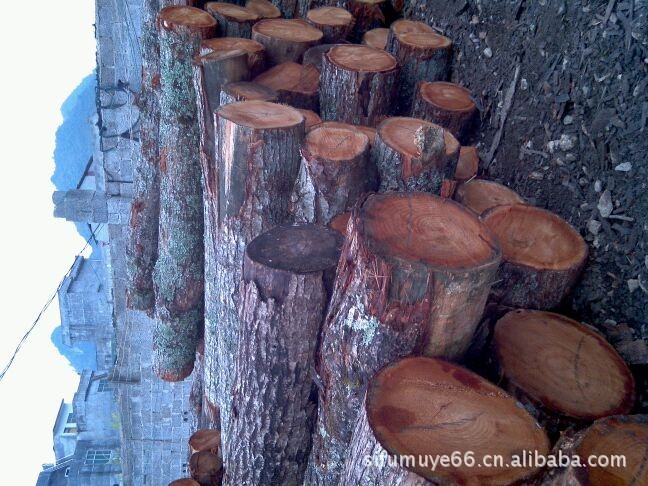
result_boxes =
[124,3,642,486]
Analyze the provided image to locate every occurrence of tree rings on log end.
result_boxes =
[390,18,433,36]
[245,0,281,18]
[159,6,217,34]
[221,81,279,103]
[254,62,320,110]
[454,179,524,215]
[362,28,389,49]
[378,117,459,162]
[217,100,304,129]
[189,450,223,485]
[361,192,500,270]
[316,121,377,145]
[306,7,354,42]
[366,356,550,485]
[419,81,475,114]
[201,36,265,56]
[327,44,397,73]
[304,126,369,161]
[205,2,259,22]
[254,18,323,42]
[455,146,479,182]
[494,310,635,420]
[189,429,222,455]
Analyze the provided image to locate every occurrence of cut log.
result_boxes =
[307,192,501,485]
[205,101,304,443]
[455,145,479,182]
[372,117,460,194]
[291,125,372,224]
[205,2,259,37]
[189,339,205,426]
[454,179,524,215]
[245,0,281,18]
[346,0,386,41]
[189,451,223,485]
[342,357,550,485]
[251,19,323,65]
[152,6,216,382]
[219,81,279,105]
[316,120,377,145]
[494,310,635,421]
[169,480,200,486]
[546,414,648,485]
[386,31,452,114]
[361,27,389,49]
[306,7,354,43]
[223,224,343,485]
[320,44,398,126]
[297,108,321,129]
[328,211,350,235]
[302,43,343,70]
[412,81,478,143]
[482,204,588,309]
[189,429,222,455]
[386,18,433,43]
[126,0,163,313]
[254,62,320,110]
[201,37,266,77]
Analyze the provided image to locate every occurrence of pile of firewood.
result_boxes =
[123,1,646,485]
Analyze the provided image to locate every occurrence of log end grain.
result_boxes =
[366,356,550,485]
[316,121,377,145]
[362,27,389,49]
[304,125,369,161]
[327,44,397,72]
[454,179,524,215]
[189,429,222,455]
[254,62,320,109]
[245,0,281,18]
[306,7,354,42]
[201,36,265,56]
[297,108,322,130]
[455,146,479,182]
[494,310,635,420]
[159,6,218,34]
[217,99,304,129]
[220,81,279,103]
[205,2,260,22]
[389,18,434,36]
[189,450,223,485]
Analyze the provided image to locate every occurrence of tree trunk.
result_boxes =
[341,357,550,485]
[455,145,479,182]
[219,81,279,105]
[245,0,282,18]
[291,125,373,224]
[252,19,323,65]
[346,0,387,42]
[205,2,260,38]
[152,6,216,382]
[223,224,342,485]
[204,100,305,444]
[412,81,478,143]
[482,204,589,309]
[189,451,223,485]
[385,26,452,115]
[320,44,398,126]
[454,178,524,215]
[254,62,320,111]
[493,310,635,428]
[307,192,501,485]
[189,429,222,455]
[371,117,460,194]
[306,7,354,43]
[543,414,648,485]
[361,27,389,49]
[201,37,267,77]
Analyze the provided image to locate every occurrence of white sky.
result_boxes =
[0,2,96,483]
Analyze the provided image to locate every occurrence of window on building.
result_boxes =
[97,379,112,392]
[63,426,78,434]
[67,412,76,424]
[85,449,112,465]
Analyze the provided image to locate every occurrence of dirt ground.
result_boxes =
[417,1,646,344]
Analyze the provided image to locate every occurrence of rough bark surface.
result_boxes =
[291,126,373,224]
[306,193,501,485]
[347,0,387,41]
[223,224,342,486]
[204,101,305,444]
[152,7,216,382]
[320,45,399,126]
[205,2,260,38]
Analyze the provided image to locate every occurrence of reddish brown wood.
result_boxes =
[254,61,320,110]
[306,6,354,43]
[454,178,525,215]
[189,451,223,485]
[328,211,350,236]
[251,19,323,65]
[296,108,321,130]
[189,429,222,455]
[455,145,479,182]
[205,2,259,37]
[346,0,386,41]
[219,81,278,105]
[245,0,281,18]
[361,27,388,49]
[201,37,267,77]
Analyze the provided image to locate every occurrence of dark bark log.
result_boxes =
[494,310,635,423]
[223,224,342,485]
[542,415,648,485]
[205,2,260,38]
[361,27,389,49]
[306,193,501,485]
[254,62,320,111]
[482,204,589,309]
[372,117,460,194]
[245,0,282,18]
[341,357,550,485]
[189,340,205,426]
[291,125,373,224]
[412,81,478,143]
[454,178,525,215]
[385,25,452,115]
[219,81,279,105]
[306,7,354,43]
[455,145,479,182]
[152,6,216,382]
[345,0,387,42]
[204,100,305,443]
[201,37,267,77]
[320,45,398,126]
[251,19,323,65]
[189,451,223,485]
[189,428,222,456]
